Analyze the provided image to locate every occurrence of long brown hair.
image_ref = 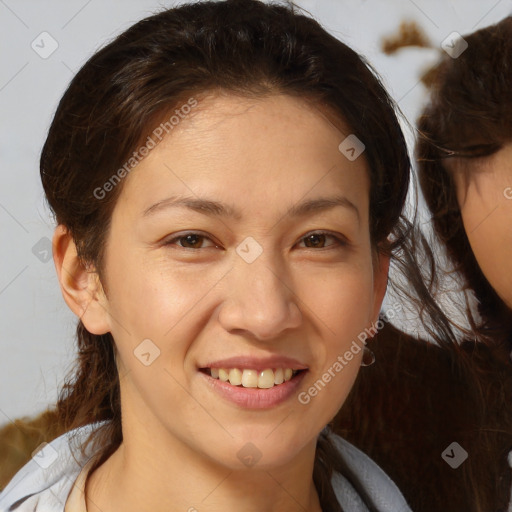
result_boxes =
[416,16,512,352]
[41,1,458,509]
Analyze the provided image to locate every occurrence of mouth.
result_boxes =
[199,367,306,389]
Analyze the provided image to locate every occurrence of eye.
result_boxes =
[163,232,219,249]
[297,231,347,249]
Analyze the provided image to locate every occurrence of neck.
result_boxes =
[85,422,323,512]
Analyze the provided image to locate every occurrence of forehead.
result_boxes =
[115,93,371,222]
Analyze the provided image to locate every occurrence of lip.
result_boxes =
[198,355,308,373]
[199,369,308,409]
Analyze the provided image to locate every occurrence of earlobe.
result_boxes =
[52,225,111,335]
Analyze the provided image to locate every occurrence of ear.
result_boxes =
[370,250,390,324]
[52,225,111,335]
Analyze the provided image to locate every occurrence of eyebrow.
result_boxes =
[142,194,360,223]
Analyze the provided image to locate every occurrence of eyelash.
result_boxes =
[162,230,348,251]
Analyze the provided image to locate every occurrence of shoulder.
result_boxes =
[0,421,106,512]
[328,431,412,512]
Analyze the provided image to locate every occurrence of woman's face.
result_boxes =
[91,93,387,469]
[450,142,512,308]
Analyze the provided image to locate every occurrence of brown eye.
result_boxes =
[304,233,327,248]
[164,232,218,249]
[299,231,346,249]
[179,234,204,248]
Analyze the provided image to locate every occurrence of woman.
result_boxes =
[414,15,512,510]
[416,16,512,353]
[0,0,456,510]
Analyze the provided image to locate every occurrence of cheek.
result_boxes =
[113,273,216,337]
[103,260,217,428]
[305,268,375,343]
[294,274,373,429]
[295,260,375,375]
[459,182,512,306]
[102,249,219,369]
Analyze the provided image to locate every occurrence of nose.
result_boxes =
[217,251,303,342]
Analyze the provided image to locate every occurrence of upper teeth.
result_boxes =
[210,368,297,388]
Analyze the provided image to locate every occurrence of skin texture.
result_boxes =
[449,142,512,308]
[53,92,389,512]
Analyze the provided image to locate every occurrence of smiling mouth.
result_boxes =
[200,367,306,389]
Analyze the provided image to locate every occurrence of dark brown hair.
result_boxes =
[41,0,457,509]
[416,16,512,353]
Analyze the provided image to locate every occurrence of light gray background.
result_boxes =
[1,0,510,423]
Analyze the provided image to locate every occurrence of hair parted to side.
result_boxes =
[416,16,512,351]
[41,1,458,509]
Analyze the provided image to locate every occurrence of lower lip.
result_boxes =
[199,370,308,409]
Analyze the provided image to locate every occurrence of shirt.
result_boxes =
[0,422,412,512]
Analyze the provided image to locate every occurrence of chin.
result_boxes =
[205,433,312,471]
